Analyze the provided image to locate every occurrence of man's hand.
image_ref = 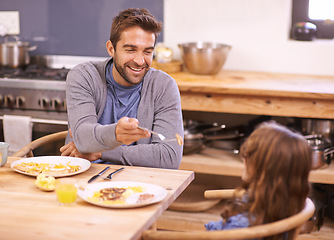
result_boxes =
[60,129,102,162]
[116,117,150,145]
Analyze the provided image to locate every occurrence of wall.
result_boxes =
[0,0,163,57]
[1,0,333,76]
[164,0,334,76]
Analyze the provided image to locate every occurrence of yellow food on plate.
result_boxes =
[13,161,81,175]
[88,186,147,205]
[34,173,56,191]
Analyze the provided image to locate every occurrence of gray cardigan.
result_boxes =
[65,58,184,169]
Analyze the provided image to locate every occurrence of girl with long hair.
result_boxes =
[205,121,312,240]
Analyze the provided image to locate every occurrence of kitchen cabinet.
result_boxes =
[168,70,334,239]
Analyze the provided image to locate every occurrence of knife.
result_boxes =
[87,166,110,183]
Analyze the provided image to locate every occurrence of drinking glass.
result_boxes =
[55,179,77,206]
[0,142,9,167]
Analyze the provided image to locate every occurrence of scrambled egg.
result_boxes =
[16,161,81,174]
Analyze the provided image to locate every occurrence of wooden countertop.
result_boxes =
[171,70,334,99]
[169,70,334,119]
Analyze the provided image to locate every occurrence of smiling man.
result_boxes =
[60,8,184,169]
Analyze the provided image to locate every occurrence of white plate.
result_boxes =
[77,181,168,208]
[11,156,91,177]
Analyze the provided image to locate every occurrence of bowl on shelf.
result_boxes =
[178,42,231,75]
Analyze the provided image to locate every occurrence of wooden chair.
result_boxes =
[12,130,68,158]
[142,189,315,240]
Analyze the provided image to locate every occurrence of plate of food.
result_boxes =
[11,156,91,177]
[77,181,168,208]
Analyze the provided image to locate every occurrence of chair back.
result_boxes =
[142,197,315,240]
[12,130,68,158]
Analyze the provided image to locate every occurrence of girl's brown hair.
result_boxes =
[225,121,312,240]
[109,8,162,49]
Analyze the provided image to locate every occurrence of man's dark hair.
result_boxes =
[110,8,162,49]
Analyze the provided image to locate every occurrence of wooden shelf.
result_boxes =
[180,148,334,185]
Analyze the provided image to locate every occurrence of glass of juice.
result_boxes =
[55,179,77,206]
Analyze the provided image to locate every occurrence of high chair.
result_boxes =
[142,189,315,240]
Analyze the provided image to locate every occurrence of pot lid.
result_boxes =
[1,35,30,46]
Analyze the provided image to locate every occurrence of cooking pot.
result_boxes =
[301,119,334,144]
[306,135,334,169]
[183,120,245,155]
[207,139,241,154]
[0,35,37,68]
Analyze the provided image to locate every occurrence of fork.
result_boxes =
[138,126,178,142]
[138,126,166,140]
[100,167,125,180]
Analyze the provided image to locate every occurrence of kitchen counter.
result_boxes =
[170,70,334,119]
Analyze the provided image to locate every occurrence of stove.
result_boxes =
[0,65,69,81]
[0,55,105,155]
[0,65,68,121]
[0,55,106,121]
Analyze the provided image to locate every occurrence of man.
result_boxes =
[60,8,183,169]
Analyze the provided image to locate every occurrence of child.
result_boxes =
[205,121,312,240]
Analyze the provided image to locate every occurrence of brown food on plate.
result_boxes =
[88,186,148,205]
[99,187,127,201]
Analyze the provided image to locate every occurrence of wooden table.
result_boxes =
[0,157,194,240]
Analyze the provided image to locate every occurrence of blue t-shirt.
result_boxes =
[98,62,142,125]
[205,212,250,230]
[205,194,250,231]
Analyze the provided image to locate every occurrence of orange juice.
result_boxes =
[56,181,77,205]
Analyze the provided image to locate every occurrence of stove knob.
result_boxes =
[15,96,26,108]
[38,98,49,109]
[4,95,14,108]
[51,98,62,110]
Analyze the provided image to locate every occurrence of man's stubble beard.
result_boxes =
[113,57,148,86]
